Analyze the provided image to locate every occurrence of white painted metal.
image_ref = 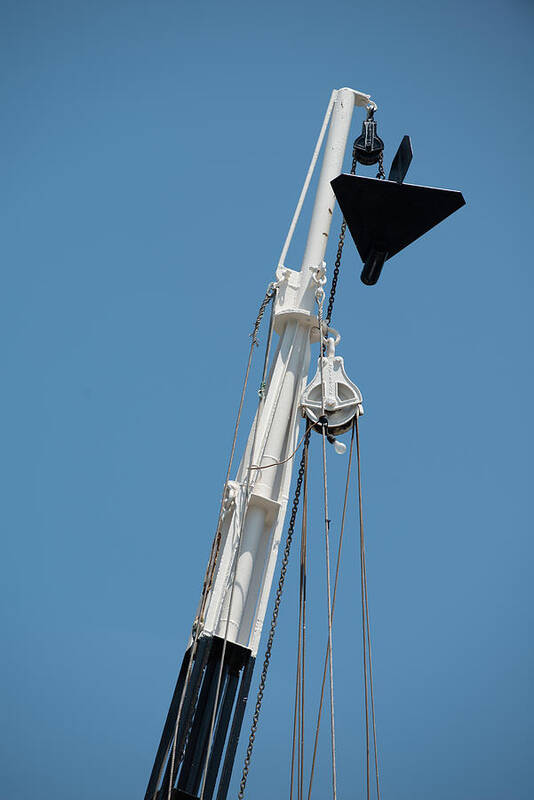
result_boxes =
[201,88,373,656]
[301,335,364,432]
[278,88,375,271]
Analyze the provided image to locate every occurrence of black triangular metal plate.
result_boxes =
[388,135,413,183]
[331,174,465,264]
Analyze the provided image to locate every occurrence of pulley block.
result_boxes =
[353,107,384,167]
[301,336,363,438]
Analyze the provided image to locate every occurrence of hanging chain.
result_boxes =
[326,137,385,330]
[376,151,386,180]
[325,142,358,327]
[237,429,311,800]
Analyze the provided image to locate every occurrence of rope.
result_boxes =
[198,466,249,800]
[358,416,370,800]
[198,287,280,800]
[290,643,300,800]
[248,421,315,473]
[315,294,337,800]
[258,285,277,399]
[356,414,381,800]
[164,625,200,799]
[162,284,277,800]
[299,456,308,800]
[364,548,381,800]
[322,420,337,800]
[196,283,278,629]
[278,90,337,270]
[237,430,311,800]
[290,443,308,800]
[306,414,381,800]
[306,421,355,800]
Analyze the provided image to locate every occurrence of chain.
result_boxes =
[376,151,386,180]
[325,143,358,327]
[251,282,279,347]
[237,429,311,800]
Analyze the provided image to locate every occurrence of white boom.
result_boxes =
[202,87,371,656]
[145,87,374,800]
[146,85,466,800]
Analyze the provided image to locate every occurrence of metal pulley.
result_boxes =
[353,106,384,166]
[301,335,363,441]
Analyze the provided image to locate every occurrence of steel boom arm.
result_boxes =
[145,87,369,800]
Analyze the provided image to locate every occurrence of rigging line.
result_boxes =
[290,641,301,800]
[299,447,308,800]
[198,427,257,800]
[203,284,277,606]
[322,426,337,800]
[278,89,337,269]
[363,549,380,800]
[306,420,355,800]
[290,473,305,800]
[259,285,277,399]
[356,414,381,800]
[290,439,309,800]
[356,413,370,800]
[238,431,311,800]
[164,627,201,800]
[316,299,337,800]
[248,422,315,473]
[164,286,276,800]
[198,487,246,800]
[199,303,273,800]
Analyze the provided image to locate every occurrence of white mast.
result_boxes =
[145,87,375,800]
[203,87,372,656]
[146,87,466,800]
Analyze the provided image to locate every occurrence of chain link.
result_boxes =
[325,143,358,327]
[237,430,311,800]
[376,151,386,180]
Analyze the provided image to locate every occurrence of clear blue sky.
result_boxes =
[1,2,532,799]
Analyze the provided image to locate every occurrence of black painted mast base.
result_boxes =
[146,635,255,800]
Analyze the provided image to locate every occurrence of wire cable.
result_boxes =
[356,414,381,800]
[306,420,355,800]
[162,286,276,800]
[237,432,311,800]
[290,442,308,800]
[315,296,337,800]
[198,290,279,800]
[248,421,315,473]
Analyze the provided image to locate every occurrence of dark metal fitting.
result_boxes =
[353,114,384,167]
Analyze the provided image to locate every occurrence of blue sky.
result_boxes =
[1,1,533,799]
